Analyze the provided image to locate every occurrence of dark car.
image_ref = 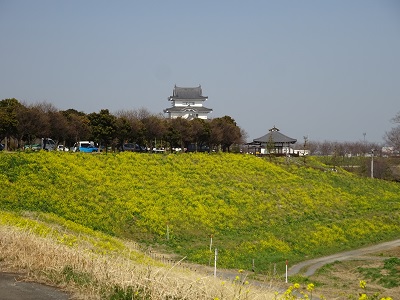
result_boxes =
[0,144,4,151]
[120,143,147,152]
[185,143,210,153]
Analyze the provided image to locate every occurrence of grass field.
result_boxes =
[1,151,399,299]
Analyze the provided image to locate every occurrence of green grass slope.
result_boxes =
[1,152,399,274]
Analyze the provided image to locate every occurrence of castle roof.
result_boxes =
[164,106,213,113]
[169,85,208,100]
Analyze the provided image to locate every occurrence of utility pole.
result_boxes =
[371,149,374,178]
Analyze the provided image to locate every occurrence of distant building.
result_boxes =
[249,126,297,155]
[164,85,212,120]
[382,146,399,157]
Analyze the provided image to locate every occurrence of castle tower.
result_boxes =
[164,85,212,120]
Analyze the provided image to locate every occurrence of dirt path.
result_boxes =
[288,239,400,276]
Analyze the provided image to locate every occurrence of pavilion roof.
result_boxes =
[253,126,297,144]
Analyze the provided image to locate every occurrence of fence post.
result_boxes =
[214,248,218,277]
[166,224,169,240]
[285,260,288,283]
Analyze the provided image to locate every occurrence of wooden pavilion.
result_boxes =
[250,126,297,155]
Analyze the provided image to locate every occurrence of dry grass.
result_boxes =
[0,225,276,299]
[2,214,397,299]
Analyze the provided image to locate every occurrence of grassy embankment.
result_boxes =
[0,151,399,298]
[1,211,277,299]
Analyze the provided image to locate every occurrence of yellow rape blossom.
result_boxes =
[359,280,367,289]
[306,283,314,292]
[359,293,368,300]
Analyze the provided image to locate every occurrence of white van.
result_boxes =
[72,141,99,153]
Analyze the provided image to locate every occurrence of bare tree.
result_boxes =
[303,136,308,164]
[141,114,166,150]
[320,140,333,156]
[48,111,69,145]
[385,111,400,151]
[209,119,224,152]
[16,105,49,148]
[307,140,319,155]
[61,109,91,145]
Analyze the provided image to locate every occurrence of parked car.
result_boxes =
[120,143,147,152]
[72,141,99,153]
[57,145,69,152]
[24,138,56,151]
[152,147,165,153]
[185,144,210,152]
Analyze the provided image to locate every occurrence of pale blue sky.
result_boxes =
[1,0,399,143]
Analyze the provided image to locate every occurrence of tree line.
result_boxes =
[0,98,245,152]
[306,111,400,157]
[1,98,399,156]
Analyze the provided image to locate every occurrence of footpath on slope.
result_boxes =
[288,239,400,277]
